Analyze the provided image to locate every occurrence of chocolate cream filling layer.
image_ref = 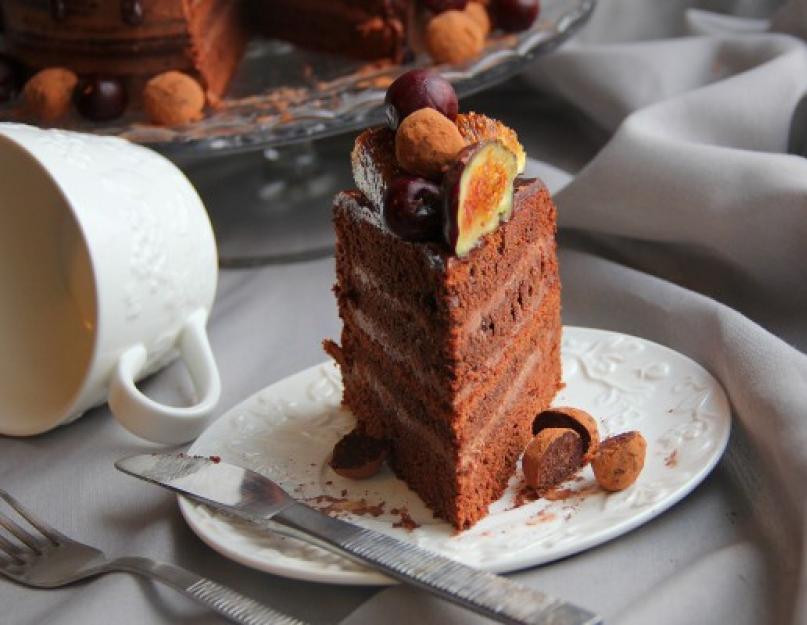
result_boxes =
[345,319,559,470]
[341,288,561,451]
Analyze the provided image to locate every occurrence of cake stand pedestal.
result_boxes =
[182,135,354,267]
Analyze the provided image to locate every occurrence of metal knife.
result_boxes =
[116,453,602,625]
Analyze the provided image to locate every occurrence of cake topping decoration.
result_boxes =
[425,10,485,65]
[592,431,647,491]
[443,140,518,257]
[385,69,458,130]
[533,407,601,464]
[395,107,467,180]
[383,176,444,242]
[465,3,492,36]
[143,71,206,126]
[121,0,145,26]
[74,76,128,121]
[330,430,389,480]
[522,428,583,491]
[493,0,540,32]
[423,0,469,12]
[456,112,526,173]
[22,68,78,122]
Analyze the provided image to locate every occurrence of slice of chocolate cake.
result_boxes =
[328,71,561,529]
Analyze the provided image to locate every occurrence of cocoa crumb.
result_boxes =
[665,450,678,468]
[526,510,556,525]
[305,495,385,518]
[391,506,420,531]
[543,482,601,501]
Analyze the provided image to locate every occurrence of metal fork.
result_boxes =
[0,489,306,625]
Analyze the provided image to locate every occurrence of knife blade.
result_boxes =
[116,453,602,625]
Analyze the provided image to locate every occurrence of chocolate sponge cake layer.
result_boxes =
[332,178,562,529]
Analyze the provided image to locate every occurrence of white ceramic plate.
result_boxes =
[180,326,731,585]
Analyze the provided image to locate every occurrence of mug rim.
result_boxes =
[0,130,101,436]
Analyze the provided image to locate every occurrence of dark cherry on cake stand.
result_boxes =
[23,0,594,266]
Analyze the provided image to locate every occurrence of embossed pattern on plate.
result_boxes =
[180,327,731,585]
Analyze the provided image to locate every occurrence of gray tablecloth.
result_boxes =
[3,0,807,624]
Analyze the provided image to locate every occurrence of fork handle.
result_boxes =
[111,557,306,625]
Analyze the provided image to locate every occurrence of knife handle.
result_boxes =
[272,503,600,625]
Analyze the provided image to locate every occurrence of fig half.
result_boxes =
[442,140,519,257]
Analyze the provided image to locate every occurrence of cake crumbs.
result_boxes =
[305,495,385,518]
[526,510,557,526]
[543,482,601,501]
[390,506,420,531]
[665,450,678,468]
[508,478,601,510]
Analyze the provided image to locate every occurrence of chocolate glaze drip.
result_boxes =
[120,0,144,26]
[50,0,67,21]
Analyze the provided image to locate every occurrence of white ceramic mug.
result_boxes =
[0,123,220,444]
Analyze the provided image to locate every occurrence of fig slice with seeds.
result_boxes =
[442,140,518,257]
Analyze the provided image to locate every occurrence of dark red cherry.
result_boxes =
[383,176,443,242]
[0,55,22,103]
[423,0,468,12]
[74,76,128,121]
[384,69,458,130]
[493,0,540,32]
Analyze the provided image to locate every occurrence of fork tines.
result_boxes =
[0,490,61,563]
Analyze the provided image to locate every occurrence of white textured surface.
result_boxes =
[180,327,730,585]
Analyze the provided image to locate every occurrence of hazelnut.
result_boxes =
[395,107,467,179]
[22,68,78,122]
[522,428,583,491]
[329,430,389,480]
[465,3,491,36]
[592,431,647,492]
[143,71,205,126]
[425,10,485,65]
[533,407,600,464]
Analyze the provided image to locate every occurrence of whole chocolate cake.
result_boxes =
[0,1,541,124]
[327,70,562,529]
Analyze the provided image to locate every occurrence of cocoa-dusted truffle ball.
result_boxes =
[533,406,600,465]
[522,428,583,491]
[143,71,205,126]
[22,68,78,122]
[465,2,491,36]
[592,431,647,492]
[395,107,467,179]
[425,10,485,65]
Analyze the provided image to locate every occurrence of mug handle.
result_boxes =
[108,309,221,444]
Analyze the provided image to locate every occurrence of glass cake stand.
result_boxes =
[5,0,595,265]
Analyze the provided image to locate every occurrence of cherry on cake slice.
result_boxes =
[328,70,561,530]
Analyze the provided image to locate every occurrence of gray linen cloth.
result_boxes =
[2,1,806,624]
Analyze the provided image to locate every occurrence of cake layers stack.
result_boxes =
[332,130,562,528]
